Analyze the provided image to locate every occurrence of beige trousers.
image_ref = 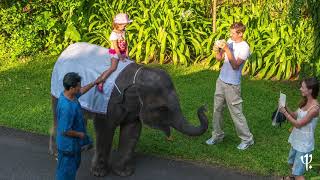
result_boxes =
[212,78,253,143]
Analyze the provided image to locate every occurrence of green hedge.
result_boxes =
[0,0,319,79]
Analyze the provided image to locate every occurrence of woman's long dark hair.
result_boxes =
[299,77,319,108]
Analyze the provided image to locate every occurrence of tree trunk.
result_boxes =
[212,0,217,33]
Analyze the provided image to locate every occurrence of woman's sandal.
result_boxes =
[281,176,295,180]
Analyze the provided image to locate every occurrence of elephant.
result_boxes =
[50,62,209,177]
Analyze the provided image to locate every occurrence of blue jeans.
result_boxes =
[288,147,312,176]
[56,150,81,180]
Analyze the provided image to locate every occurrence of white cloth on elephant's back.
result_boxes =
[51,42,133,114]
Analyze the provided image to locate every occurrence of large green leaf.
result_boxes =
[265,63,278,80]
[65,24,81,41]
[159,31,167,64]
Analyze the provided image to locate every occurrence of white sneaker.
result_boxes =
[237,140,254,150]
[205,137,223,145]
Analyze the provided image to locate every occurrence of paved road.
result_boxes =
[0,126,276,180]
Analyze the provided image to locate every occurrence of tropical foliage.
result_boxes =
[0,0,319,79]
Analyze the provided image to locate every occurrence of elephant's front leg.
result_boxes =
[112,119,141,176]
[91,117,115,177]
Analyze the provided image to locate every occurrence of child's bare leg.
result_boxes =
[102,58,118,79]
[97,58,119,92]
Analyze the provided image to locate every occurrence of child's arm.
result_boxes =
[80,77,103,95]
[111,40,124,61]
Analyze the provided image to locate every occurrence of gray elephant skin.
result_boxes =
[51,63,209,177]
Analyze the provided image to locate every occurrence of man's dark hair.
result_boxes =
[230,22,246,33]
[63,72,81,90]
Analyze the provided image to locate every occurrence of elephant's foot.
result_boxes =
[91,163,110,177]
[112,164,134,177]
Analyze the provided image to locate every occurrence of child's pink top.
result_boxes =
[109,30,127,57]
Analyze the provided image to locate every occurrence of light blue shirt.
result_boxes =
[219,39,250,85]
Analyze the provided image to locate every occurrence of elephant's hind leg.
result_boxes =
[112,119,142,177]
[91,115,115,177]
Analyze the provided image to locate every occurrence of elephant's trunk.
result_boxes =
[172,106,208,136]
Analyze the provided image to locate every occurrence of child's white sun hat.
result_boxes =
[114,13,133,24]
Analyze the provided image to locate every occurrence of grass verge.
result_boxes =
[0,54,319,178]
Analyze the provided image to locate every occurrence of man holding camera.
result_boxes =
[206,22,254,150]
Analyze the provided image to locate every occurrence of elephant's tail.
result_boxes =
[49,95,58,156]
[48,126,55,155]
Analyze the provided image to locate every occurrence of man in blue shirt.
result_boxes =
[56,72,102,180]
